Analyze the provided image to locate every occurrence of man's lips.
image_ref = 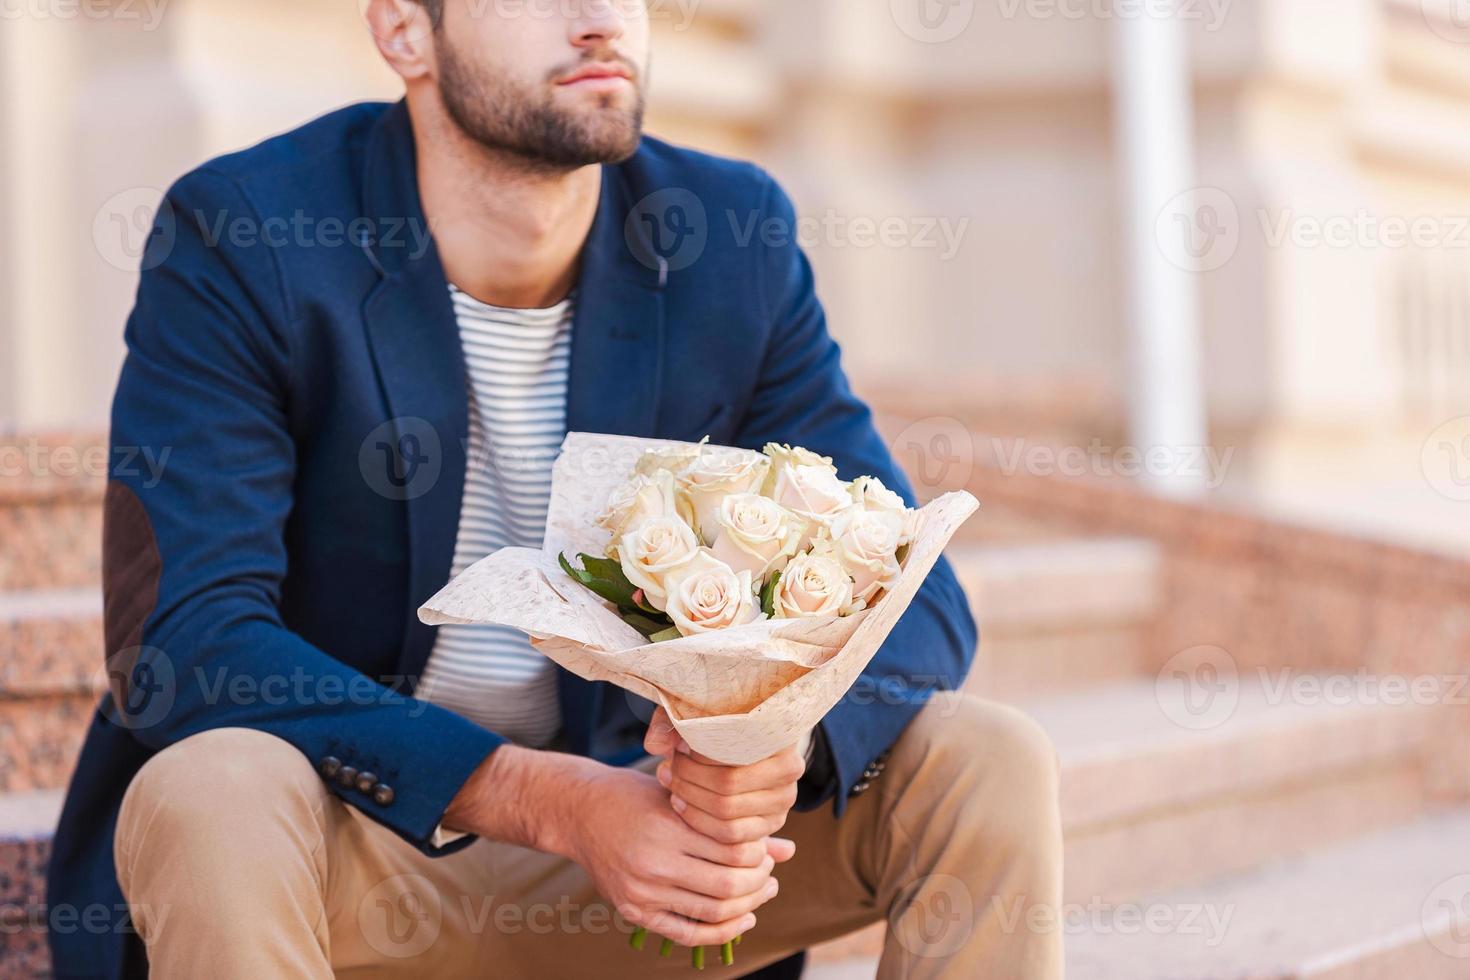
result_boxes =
[556,63,634,90]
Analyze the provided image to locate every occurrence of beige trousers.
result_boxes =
[114,692,1063,979]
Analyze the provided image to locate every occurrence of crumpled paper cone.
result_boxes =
[419,432,979,764]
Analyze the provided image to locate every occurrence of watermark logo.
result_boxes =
[97,646,176,732]
[359,874,443,958]
[889,416,975,499]
[891,0,976,43]
[1155,645,1238,731]
[891,874,975,958]
[1423,416,1470,502]
[1155,186,1239,273]
[359,417,443,501]
[1423,874,1470,957]
[94,188,173,273]
[1423,0,1470,44]
[626,188,708,274]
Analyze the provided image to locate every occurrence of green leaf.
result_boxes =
[558,552,638,609]
[760,570,781,618]
[620,611,672,638]
[649,626,683,643]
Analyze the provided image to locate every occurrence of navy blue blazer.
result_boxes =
[46,100,977,978]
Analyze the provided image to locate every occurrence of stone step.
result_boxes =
[0,588,104,697]
[1034,674,1437,905]
[1066,808,1470,979]
[810,672,1439,969]
[0,694,95,794]
[950,538,1162,700]
[0,789,63,979]
[0,495,102,591]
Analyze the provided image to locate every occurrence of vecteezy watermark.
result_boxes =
[890,874,976,959]
[1155,186,1241,273]
[93,188,436,273]
[360,417,445,502]
[998,0,1233,31]
[888,416,976,498]
[727,209,971,262]
[1156,187,1470,273]
[1155,646,1240,731]
[890,0,976,43]
[0,438,171,487]
[1423,873,1470,957]
[1,0,170,28]
[357,881,636,958]
[988,437,1236,489]
[0,900,168,938]
[992,896,1235,944]
[1423,416,1470,503]
[626,187,709,273]
[1422,0,1470,45]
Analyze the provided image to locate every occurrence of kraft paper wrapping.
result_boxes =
[419,432,979,764]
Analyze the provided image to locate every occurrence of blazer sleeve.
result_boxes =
[734,174,979,817]
[102,169,503,854]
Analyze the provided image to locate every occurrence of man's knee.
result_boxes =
[116,728,325,887]
[906,692,1060,816]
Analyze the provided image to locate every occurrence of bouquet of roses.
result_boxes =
[419,432,978,968]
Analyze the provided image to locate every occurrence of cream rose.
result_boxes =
[771,547,855,619]
[633,441,705,478]
[596,470,671,541]
[618,515,700,610]
[850,475,917,545]
[662,550,763,635]
[770,463,854,545]
[709,493,802,579]
[677,447,769,544]
[829,508,905,605]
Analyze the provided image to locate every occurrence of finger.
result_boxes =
[679,833,771,869]
[766,836,797,863]
[670,749,805,797]
[663,877,779,926]
[667,771,797,821]
[640,908,759,948]
[643,707,678,757]
[657,852,775,899]
[673,800,786,845]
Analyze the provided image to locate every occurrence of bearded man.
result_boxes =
[46,2,1063,977]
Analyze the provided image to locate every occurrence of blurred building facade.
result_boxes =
[3,0,1470,550]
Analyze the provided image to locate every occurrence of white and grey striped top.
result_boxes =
[416,285,572,748]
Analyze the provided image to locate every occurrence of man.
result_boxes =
[46,1,1063,977]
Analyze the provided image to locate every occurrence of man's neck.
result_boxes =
[413,104,602,310]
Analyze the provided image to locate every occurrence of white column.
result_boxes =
[1112,5,1209,495]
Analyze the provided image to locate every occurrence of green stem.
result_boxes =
[692,946,705,970]
[629,927,647,951]
[721,940,735,966]
[660,938,675,957]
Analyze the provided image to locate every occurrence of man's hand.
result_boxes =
[443,744,794,947]
[645,707,806,846]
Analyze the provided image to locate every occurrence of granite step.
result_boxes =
[1036,674,1437,905]
[1066,808,1470,979]
[950,538,1163,701]
[0,790,64,979]
[810,671,1439,969]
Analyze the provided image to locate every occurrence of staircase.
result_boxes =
[808,530,1466,978]
[4,445,1469,978]
[0,443,103,977]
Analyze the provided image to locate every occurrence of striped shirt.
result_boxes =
[416,285,572,748]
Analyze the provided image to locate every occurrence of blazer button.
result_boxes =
[355,771,379,793]
[372,784,395,806]
[320,757,342,779]
[337,766,359,788]
[850,780,871,796]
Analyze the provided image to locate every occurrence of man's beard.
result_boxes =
[436,38,646,171]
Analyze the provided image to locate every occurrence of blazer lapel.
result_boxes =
[358,102,469,689]
[560,162,669,754]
